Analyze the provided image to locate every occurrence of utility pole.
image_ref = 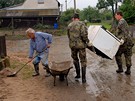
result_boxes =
[65,0,67,11]
[74,0,76,13]
[60,4,63,12]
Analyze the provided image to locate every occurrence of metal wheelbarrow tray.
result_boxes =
[48,61,73,86]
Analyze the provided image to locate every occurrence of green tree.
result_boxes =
[59,8,80,26]
[96,0,120,19]
[100,9,112,20]
[120,0,135,23]
[80,6,100,22]
[96,0,124,31]
[0,0,25,9]
[96,0,108,9]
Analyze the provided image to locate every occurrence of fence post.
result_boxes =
[11,17,14,35]
[0,35,9,70]
[0,35,7,58]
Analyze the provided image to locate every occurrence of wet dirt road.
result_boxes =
[1,35,135,101]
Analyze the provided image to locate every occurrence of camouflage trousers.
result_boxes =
[71,48,87,67]
[115,44,133,67]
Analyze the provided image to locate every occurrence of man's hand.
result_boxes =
[47,44,51,48]
[120,39,124,45]
[87,41,93,47]
[28,58,33,62]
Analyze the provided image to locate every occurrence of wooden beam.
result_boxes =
[11,17,14,35]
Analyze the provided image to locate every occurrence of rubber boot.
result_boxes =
[116,65,123,73]
[82,67,86,83]
[44,64,51,77]
[125,66,131,75]
[74,61,80,79]
[32,64,40,77]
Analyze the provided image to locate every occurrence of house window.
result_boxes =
[38,0,44,4]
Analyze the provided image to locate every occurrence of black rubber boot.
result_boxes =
[32,64,40,77]
[116,65,123,73]
[44,64,51,77]
[74,61,80,79]
[125,66,131,75]
[82,67,86,83]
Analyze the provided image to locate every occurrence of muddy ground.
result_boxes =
[0,35,135,101]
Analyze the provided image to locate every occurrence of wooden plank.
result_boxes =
[0,36,7,58]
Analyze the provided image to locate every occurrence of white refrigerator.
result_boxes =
[88,25,121,59]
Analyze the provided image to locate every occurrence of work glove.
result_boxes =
[120,39,124,45]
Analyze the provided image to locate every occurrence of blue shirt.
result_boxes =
[29,32,52,58]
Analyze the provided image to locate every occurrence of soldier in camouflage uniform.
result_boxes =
[115,11,134,75]
[67,13,90,83]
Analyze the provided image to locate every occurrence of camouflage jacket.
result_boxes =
[67,20,89,49]
[116,18,134,47]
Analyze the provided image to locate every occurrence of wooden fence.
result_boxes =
[0,36,7,58]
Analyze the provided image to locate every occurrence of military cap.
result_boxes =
[73,13,79,19]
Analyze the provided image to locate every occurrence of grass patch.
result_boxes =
[53,29,67,36]
[21,65,33,80]
[6,34,28,40]
[88,20,112,30]
[10,59,33,79]
[0,28,67,39]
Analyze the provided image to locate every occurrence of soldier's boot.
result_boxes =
[82,67,86,83]
[74,61,80,79]
[116,65,123,73]
[125,66,131,75]
[44,64,51,77]
[32,64,40,77]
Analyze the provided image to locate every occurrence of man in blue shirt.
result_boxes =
[26,28,52,77]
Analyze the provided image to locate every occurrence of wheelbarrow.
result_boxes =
[47,61,73,86]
